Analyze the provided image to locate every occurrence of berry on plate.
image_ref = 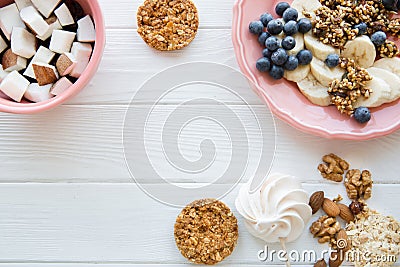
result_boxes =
[267,19,284,35]
[258,32,271,46]
[354,107,371,124]
[297,49,313,65]
[353,22,367,35]
[282,8,298,22]
[265,36,281,51]
[269,64,285,79]
[283,20,298,36]
[249,21,264,35]
[256,57,271,72]
[284,55,298,71]
[260,13,274,27]
[281,36,296,50]
[271,48,288,66]
[325,54,340,68]
[275,2,290,17]
[370,31,387,46]
[297,18,312,34]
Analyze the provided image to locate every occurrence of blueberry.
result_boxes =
[283,20,298,36]
[353,107,371,124]
[371,31,387,46]
[265,36,281,51]
[269,65,285,80]
[267,19,284,35]
[353,22,367,35]
[275,2,290,17]
[256,57,271,72]
[284,55,299,71]
[282,8,298,22]
[249,21,264,35]
[262,48,273,58]
[271,48,288,66]
[260,13,274,27]
[258,32,271,46]
[297,18,312,33]
[281,36,296,50]
[297,49,313,65]
[325,54,340,68]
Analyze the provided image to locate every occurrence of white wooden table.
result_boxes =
[0,0,399,266]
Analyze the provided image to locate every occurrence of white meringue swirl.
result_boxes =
[235,173,312,243]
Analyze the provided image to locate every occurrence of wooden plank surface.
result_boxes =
[0,183,397,265]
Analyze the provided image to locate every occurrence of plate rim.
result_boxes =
[232,0,400,140]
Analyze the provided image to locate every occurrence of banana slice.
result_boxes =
[367,67,400,101]
[341,36,376,68]
[373,57,400,77]
[287,33,305,56]
[354,77,392,108]
[291,0,321,19]
[310,58,345,87]
[297,73,331,106]
[304,32,340,61]
[284,64,310,82]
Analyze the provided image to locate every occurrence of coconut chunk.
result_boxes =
[31,0,61,18]
[54,3,74,26]
[24,83,53,102]
[56,52,76,76]
[24,46,55,79]
[36,17,62,41]
[11,27,37,58]
[20,6,50,36]
[0,70,30,102]
[50,76,72,95]
[70,42,92,78]
[77,15,95,42]
[2,48,27,72]
[0,3,26,40]
[15,0,32,11]
[0,35,7,54]
[49,29,76,54]
[32,62,59,86]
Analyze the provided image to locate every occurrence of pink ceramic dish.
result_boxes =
[233,0,400,140]
[0,0,105,114]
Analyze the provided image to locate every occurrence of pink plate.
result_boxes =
[232,0,400,140]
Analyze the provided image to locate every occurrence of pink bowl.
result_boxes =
[233,0,400,140]
[0,0,105,114]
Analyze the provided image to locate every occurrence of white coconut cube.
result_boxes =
[51,77,72,95]
[20,6,50,37]
[31,0,61,18]
[15,0,32,10]
[49,30,76,54]
[11,27,37,58]
[70,42,92,78]
[0,65,9,82]
[54,3,74,26]
[0,35,7,54]
[24,83,53,102]
[24,46,55,79]
[77,15,95,42]
[37,18,62,41]
[0,70,30,102]
[0,3,26,40]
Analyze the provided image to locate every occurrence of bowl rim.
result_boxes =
[232,0,400,140]
[0,0,106,114]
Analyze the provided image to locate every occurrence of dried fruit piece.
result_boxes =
[318,154,349,182]
[345,169,373,200]
[349,200,365,215]
[309,191,324,214]
[337,203,355,223]
[322,198,340,217]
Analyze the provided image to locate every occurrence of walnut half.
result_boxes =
[310,215,341,244]
[345,169,373,200]
[318,154,350,182]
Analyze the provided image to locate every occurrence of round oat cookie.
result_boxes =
[174,199,238,265]
[137,0,199,51]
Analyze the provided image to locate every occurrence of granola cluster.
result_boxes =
[137,0,199,51]
[314,0,397,51]
[328,58,373,115]
[378,40,400,58]
[346,208,400,267]
[174,199,238,265]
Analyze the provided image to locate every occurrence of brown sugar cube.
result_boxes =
[1,48,27,72]
[32,62,59,86]
[56,52,76,76]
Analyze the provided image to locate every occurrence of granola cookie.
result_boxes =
[174,199,238,265]
[137,0,199,51]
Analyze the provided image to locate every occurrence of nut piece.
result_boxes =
[310,215,341,243]
[345,169,373,200]
[337,203,355,223]
[318,154,349,182]
[314,259,327,267]
[309,191,325,214]
[349,201,365,215]
[174,199,238,265]
[329,251,344,267]
[137,0,199,51]
[336,229,351,252]
[322,198,340,217]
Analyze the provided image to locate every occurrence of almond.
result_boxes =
[337,203,355,223]
[329,251,344,267]
[314,259,327,267]
[336,229,351,252]
[322,198,340,217]
[309,191,325,214]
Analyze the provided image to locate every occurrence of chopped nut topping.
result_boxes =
[378,40,400,58]
[345,169,373,200]
[318,153,349,182]
[137,0,199,51]
[328,58,373,115]
[346,209,400,267]
[174,199,238,265]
